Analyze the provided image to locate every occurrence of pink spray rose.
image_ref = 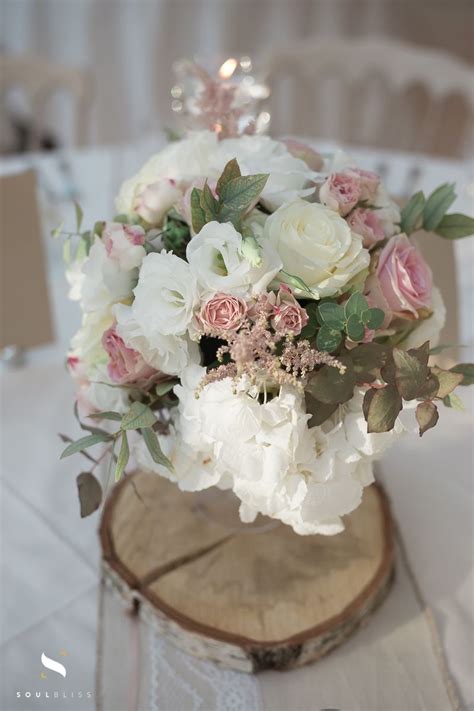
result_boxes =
[347,208,385,248]
[283,139,324,171]
[102,326,158,385]
[319,172,361,216]
[197,293,248,334]
[271,285,309,336]
[375,234,433,319]
[134,178,182,225]
[102,222,146,270]
[348,168,380,203]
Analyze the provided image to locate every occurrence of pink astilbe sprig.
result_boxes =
[199,294,345,392]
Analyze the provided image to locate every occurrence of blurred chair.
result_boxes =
[0,54,92,152]
[263,38,474,158]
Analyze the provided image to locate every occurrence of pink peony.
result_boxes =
[347,208,385,248]
[348,168,380,203]
[319,172,361,216]
[134,178,182,225]
[283,139,324,171]
[197,293,248,334]
[375,234,433,319]
[271,285,309,336]
[102,326,158,385]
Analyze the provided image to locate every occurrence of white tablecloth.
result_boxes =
[1,139,473,711]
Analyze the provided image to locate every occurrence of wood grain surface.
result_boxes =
[100,470,394,672]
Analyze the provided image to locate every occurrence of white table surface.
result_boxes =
[1,137,473,711]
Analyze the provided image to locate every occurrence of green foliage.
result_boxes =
[434,213,474,240]
[279,271,314,296]
[449,362,474,385]
[305,393,338,427]
[422,183,456,231]
[190,159,269,239]
[162,215,190,257]
[306,355,355,405]
[364,384,402,433]
[115,432,129,482]
[141,427,174,471]
[60,432,114,459]
[442,393,465,410]
[120,402,157,430]
[400,191,425,234]
[76,472,102,518]
[312,292,385,352]
[155,380,178,397]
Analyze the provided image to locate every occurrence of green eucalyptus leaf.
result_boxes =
[200,182,219,222]
[89,411,123,422]
[344,292,368,319]
[346,314,365,342]
[434,213,474,240]
[305,392,338,427]
[317,302,345,329]
[51,221,65,239]
[392,348,429,400]
[316,326,342,353]
[449,362,474,385]
[365,308,385,330]
[442,393,465,410]
[400,191,425,234]
[432,368,464,398]
[365,384,402,433]
[306,356,355,405]
[121,402,157,430]
[416,401,439,437]
[115,432,129,482]
[422,183,456,231]
[61,432,113,459]
[141,427,174,472]
[191,188,206,234]
[76,471,102,518]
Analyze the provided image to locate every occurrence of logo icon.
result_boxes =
[41,652,67,678]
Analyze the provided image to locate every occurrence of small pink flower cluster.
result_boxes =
[320,168,384,248]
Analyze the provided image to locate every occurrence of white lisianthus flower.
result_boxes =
[69,310,113,370]
[187,221,281,297]
[264,200,370,298]
[211,134,319,210]
[401,286,446,351]
[102,222,146,271]
[115,131,218,215]
[80,238,138,312]
[114,303,199,377]
[134,251,199,335]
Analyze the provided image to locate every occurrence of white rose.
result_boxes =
[402,286,446,351]
[114,303,199,377]
[134,179,183,226]
[211,134,318,210]
[264,200,369,298]
[115,131,218,215]
[102,222,146,271]
[186,221,281,297]
[81,237,138,312]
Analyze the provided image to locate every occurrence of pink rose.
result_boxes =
[348,168,380,203]
[102,326,158,385]
[319,172,361,216]
[347,208,385,248]
[283,139,324,171]
[375,234,433,319]
[134,178,182,225]
[198,293,248,333]
[271,285,309,336]
[102,222,146,270]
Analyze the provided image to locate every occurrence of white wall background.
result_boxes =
[1,0,473,147]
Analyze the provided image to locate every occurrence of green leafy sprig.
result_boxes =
[400,184,474,239]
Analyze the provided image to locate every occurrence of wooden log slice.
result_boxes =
[100,470,394,673]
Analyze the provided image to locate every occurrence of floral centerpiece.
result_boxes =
[58,107,473,534]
